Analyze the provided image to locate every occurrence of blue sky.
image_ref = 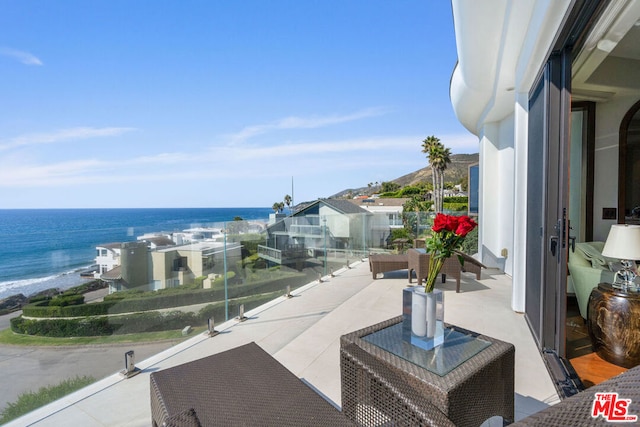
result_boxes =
[0,1,475,209]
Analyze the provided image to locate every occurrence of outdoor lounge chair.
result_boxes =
[368,253,409,279]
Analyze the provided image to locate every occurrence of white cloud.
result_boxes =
[0,127,137,151]
[0,47,43,66]
[227,107,390,143]
[0,131,477,190]
[0,158,106,187]
[224,136,417,160]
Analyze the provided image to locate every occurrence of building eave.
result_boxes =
[450,0,572,134]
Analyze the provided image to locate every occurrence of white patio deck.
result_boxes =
[8,260,559,426]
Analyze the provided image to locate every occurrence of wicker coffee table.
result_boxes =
[151,342,354,426]
[340,316,515,427]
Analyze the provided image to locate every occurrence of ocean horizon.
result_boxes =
[0,207,272,300]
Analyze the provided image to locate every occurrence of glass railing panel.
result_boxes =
[3,207,479,422]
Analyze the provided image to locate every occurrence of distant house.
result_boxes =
[348,197,409,229]
[98,236,240,293]
[99,241,149,293]
[141,236,176,250]
[149,241,241,290]
[259,198,408,265]
[94,243,122,278]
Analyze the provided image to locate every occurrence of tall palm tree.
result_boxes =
[422,136,441,211]
[421,136,452,213]
[431,144,452,213]
[272,202,281,213]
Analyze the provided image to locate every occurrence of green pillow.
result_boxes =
[577,242,617,270]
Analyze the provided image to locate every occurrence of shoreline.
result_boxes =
[0,269,95,301]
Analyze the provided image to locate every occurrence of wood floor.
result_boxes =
[570,352,627,388]
[565,296,628,388]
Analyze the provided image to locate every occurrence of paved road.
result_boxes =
[0,311,21,331]
[0,339,181,413]
[0,289,181,413]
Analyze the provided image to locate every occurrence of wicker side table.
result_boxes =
[340,316,514,427]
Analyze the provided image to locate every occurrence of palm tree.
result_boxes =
[272,202,281,213]
[422,136,441,211]
[421,136,452,213]
[284,194,292,213]
[431,144,452,213]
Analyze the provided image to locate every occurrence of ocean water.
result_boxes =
[0,208,271,300]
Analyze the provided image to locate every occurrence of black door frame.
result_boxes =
[524,0,607,398]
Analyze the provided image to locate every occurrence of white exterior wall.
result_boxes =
[512,92,530,312]
[478,116,515,275]
[94,246,121,277]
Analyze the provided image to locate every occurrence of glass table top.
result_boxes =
[362,323,491,376]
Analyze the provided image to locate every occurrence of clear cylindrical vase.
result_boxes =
[402,286,444,350]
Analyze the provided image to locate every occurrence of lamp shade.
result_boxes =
[602,224,640,260]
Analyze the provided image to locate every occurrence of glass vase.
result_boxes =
[402,286,444,350]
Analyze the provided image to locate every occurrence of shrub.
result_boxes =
[212,271,236,287]
[443,202,468,212]
[391,228,411,240]
[378,191,400,198]
[398,186,423,196]
[0,375,96,424]
[443,196,468,203]
[27,295,51,304]
[459,226,479,254]
[49,294,85,307]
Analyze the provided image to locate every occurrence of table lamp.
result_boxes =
[601,224,640,291]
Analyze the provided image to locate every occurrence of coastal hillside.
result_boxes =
[330,153,478,198]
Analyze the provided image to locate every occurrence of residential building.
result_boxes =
[93,243,122,278]
[149,241,241,290]
[450,0,640,394]
[259,199,384,267]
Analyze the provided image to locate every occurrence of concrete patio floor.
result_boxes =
[8,260,559,426]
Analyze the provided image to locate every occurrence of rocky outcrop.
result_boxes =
[0,294,28,313]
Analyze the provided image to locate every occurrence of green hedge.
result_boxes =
[11,311,198,337]
[49,294,85,307]
[22,274,305,318]
[443,202,468,212]
[443,196,468,203]
[10,291,284,337]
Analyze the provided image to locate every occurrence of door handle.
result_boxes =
[550,236,558,257]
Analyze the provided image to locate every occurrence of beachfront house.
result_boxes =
[450,0,640,394]
[100,241,150,293]
[94,243,122,278]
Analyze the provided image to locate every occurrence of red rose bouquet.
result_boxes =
[424,213,478,292]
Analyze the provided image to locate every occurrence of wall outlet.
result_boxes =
[501,248,508,257]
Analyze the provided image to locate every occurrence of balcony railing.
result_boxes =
[4,210,478,424]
